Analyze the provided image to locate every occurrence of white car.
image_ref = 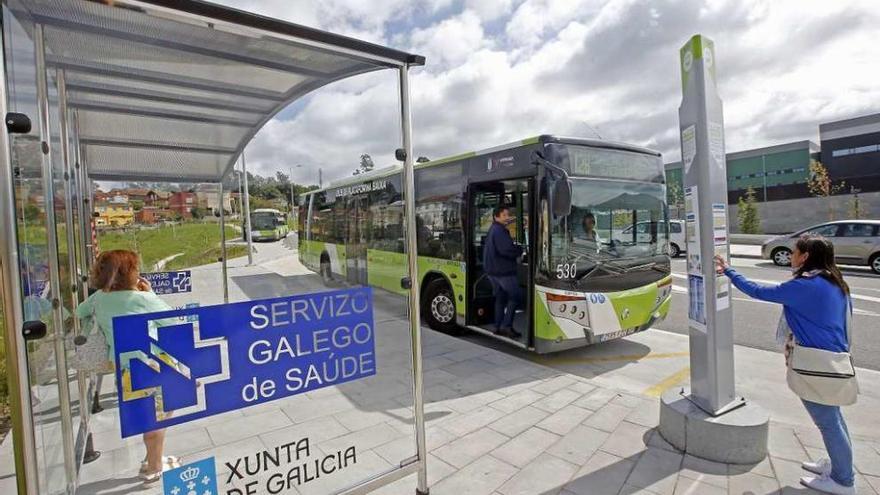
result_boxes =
[618,220,686,257]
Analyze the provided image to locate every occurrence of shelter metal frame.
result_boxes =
[0,1,429,493]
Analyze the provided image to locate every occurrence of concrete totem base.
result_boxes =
[659,388,770,464]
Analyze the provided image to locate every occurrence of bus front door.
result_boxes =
[467,179,532,344]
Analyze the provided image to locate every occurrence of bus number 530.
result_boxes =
[556,263,577,279]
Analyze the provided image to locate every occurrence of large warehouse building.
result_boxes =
[664,112,880,232]
[664,140,818,205]
[819,113,880,192]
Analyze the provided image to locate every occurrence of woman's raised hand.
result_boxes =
[714,255,728,275]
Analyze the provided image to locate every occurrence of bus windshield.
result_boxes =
[252,212,281,230]
[545,179,669,285]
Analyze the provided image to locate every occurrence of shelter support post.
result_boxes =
[56,69,81,330]
[35,23,77,492]
[241,153,254,266]
[0,27,41,495]
[58,67,96,470]
[399,64,429,495]
[72,111,91,291]
[219,182,229,303]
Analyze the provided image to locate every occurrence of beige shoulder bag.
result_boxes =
[786,298,858,406]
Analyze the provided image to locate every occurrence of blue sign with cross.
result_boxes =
[112,287,375,437]
[142,270,192,295]
[163,457,218,495]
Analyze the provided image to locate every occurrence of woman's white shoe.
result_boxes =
[802,458,832,476]
[800,473,855,495]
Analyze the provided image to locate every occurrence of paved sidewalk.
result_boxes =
[371,329,880,495]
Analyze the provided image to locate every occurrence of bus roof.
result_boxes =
[302,135,661,196]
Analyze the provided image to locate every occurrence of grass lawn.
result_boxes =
[99,222,247,270]
[0,222,248,439]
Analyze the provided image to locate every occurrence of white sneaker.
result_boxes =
[802,458,832,476]
[800,473,855,495]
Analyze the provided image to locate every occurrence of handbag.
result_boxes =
[785,298,859,406]
[68,300,114,374]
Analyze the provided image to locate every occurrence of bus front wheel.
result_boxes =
[423,279,461,334]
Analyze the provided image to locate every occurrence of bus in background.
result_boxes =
[298,135,672,353]
[250,208,289,242]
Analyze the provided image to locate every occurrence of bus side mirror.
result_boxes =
[552,179,572,217]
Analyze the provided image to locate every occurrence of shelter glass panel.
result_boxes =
[3,5,71,493]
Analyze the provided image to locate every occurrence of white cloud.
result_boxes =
[465,0,518,22]
[409,11,491,68]
[505,0,604,49]
[215,0,880,184]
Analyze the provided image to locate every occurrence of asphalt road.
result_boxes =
[255,237,880,370]
[662,257,880,371]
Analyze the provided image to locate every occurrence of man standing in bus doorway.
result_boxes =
[484,206,524,339]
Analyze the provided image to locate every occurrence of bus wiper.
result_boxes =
[615,261,670,274]
[574,260,624,285]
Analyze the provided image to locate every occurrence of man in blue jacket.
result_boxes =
[483,206,524,339]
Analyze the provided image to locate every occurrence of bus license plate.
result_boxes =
[596,328,636,343]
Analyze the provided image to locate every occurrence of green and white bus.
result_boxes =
[298,135,673,353]
[250,208,290,242]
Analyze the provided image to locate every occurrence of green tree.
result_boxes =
[23,203,42,222]
[807,160,846,220]
[612,211,634,228]
[353,153,374,175]
[667,181,684,218]
[848,186,864,219]
[190,206,206,219]
[737,186,762,234]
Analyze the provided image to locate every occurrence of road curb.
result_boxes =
[730,253,763,259]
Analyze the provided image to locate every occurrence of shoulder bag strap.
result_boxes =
[845,296,853,350]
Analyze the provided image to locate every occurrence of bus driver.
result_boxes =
[573,211,603,250]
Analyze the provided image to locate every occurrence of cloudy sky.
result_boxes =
[216,0,879,185]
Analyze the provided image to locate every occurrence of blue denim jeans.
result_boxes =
[802,399,854,487]
[488,275,521,330]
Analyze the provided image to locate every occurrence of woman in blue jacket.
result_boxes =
[715,234,855,495]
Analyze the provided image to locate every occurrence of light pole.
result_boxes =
[241,152,253,266]
[236,170,243,216]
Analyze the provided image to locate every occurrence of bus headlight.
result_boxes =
[546,293,589,326]
[655,278,673,305]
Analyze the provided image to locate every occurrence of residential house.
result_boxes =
[95,204,134,227]
[168,191,197,219]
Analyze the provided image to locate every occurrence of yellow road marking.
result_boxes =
[534,351,689,366]
[644,366,691,398]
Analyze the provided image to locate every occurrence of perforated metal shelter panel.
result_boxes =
[10,0,422,182]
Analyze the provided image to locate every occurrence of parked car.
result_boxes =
[762,220,880,274]
[617,219,686,257]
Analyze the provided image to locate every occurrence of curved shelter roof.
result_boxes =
[12,0,424,182]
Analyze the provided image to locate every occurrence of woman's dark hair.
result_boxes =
[582,212,596,230]
[794,234,849,295]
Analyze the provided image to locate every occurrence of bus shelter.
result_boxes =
[0,1,428,493]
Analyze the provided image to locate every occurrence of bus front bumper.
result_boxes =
[534,318,658,354]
